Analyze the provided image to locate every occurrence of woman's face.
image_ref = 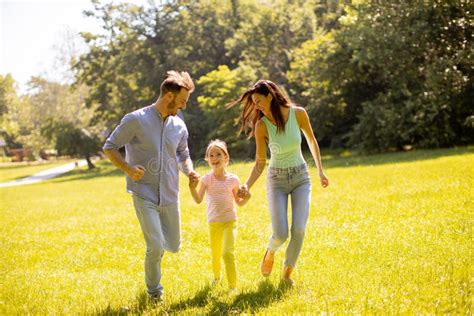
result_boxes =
[251,93,272,115]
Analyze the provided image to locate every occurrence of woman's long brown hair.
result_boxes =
[226,80,291,138]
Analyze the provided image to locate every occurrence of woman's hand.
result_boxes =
[237,184,249,198]
[319,171,329,188]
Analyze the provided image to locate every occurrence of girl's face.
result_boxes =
[206,146,228,171]
[251,92,272,115]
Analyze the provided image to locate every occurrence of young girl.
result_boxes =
[189,139,250,290]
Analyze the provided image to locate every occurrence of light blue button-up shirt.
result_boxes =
[103,105,192,206]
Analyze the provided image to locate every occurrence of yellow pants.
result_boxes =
[209,220,237,289]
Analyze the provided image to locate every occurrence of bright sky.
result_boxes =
[0,0,149,93]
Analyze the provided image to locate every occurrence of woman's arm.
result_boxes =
[295,107,329,188]
[233,187,251,207]
[244,120,268,190]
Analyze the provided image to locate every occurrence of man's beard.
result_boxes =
[167,96,177,112]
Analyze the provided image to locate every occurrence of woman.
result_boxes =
[227,80,329,285]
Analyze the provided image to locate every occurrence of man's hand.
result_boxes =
[127,165,146,182]
[189,174,199,189]
[188,170,200,184]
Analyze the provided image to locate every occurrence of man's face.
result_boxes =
[167,88,190,116]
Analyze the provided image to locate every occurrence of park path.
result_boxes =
[0,160,87,188]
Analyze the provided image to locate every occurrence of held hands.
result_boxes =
[237,184,251,199]
[241,190,251,202]
[127,165,146,182]
[188,170,200,188]
[235,184,251,206]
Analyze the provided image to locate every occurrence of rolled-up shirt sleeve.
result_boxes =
[103,113,136,151]
[177,126,192,175]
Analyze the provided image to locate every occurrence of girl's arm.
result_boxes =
[243,120,268,191]
[295,107,329,188]
[189,177,206,203]
[233,187,251,207]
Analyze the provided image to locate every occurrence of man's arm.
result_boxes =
[103,148,145,182]
[179,158,194,176]
[176,127,200,181]
[103,113,145,181]
[176,126,193,175]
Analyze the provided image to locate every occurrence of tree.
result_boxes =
[288,31,346,147]
[346,2,473,150]
[0,74,24,149]
[41,120,101,169]
[1,76,101,167]
[289,1,473,151]
[75,0,240,158]
[74,0,472,156]
[28,78,102,168]
[197,64,257,159]
[225,0,319,87]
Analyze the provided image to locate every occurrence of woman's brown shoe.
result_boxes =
[260,249,274,277]
[282,265,294,286]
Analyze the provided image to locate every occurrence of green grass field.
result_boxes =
[0,160,76,183]
[0,147,472,314]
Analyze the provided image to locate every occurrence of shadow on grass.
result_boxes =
[94,287,212,315]
[94,280,291,315]
[95,291,151,316]
[218,279,292,314]
[167,279,291,314]
[167,285,213,312]
[228,147,473,173]
[316,146,473,169]
[30,147,472,185]
[45,147,474,184]
[51,166,123,183]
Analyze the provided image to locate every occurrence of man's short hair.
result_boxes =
[160,71,195,95]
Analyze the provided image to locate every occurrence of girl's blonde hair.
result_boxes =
[205,139,230,161]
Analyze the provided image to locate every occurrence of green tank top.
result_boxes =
[262,107,306,168]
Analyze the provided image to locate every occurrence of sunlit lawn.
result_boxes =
[0,147,472,314]
[0,159,76,183]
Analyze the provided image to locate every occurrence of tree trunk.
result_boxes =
[85,154,95,169]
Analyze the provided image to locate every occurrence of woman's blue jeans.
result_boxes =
[266,163,311,267]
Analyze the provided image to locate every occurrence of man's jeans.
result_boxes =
[266,164,311,267]
[132,194,181,295]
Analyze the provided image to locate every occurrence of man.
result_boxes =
[103,71,199,301]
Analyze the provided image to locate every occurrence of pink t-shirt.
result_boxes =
[201,172,240,223]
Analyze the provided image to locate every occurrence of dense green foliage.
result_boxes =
[41,120,101,168]
[75,0,472,157]
[1,1,472,159]
[0,74,24,149]
[291,2,473,151]
[0,76,101,167]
